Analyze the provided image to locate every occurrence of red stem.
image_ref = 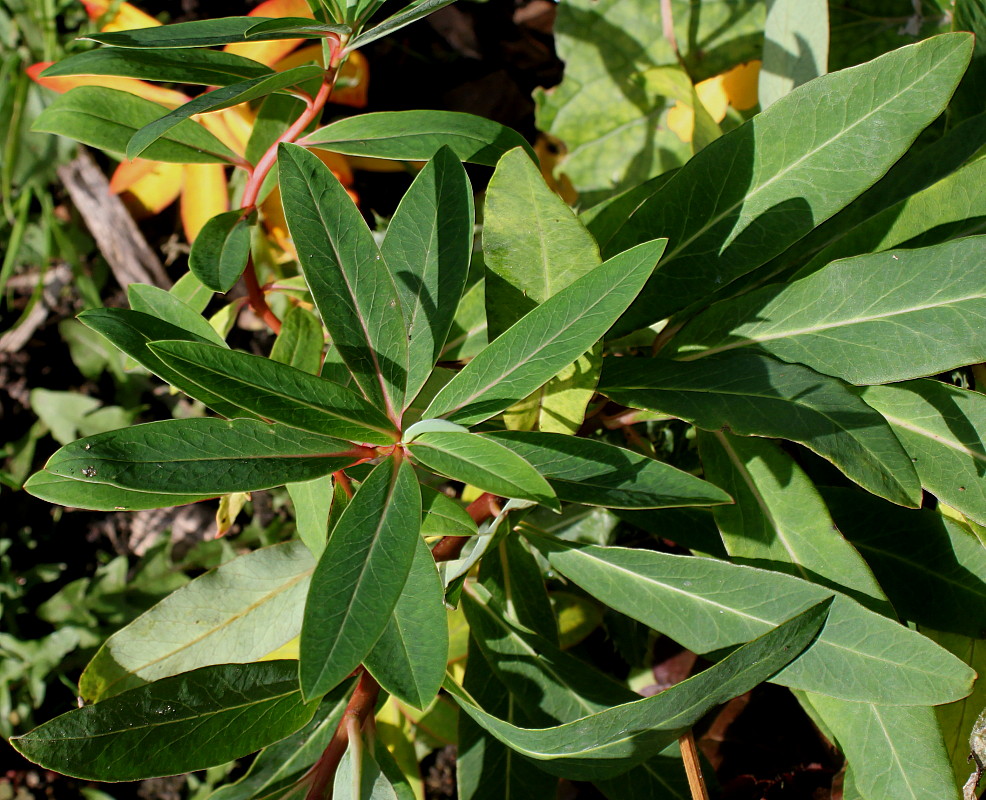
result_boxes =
[430,492,501,562]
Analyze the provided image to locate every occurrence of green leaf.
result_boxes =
[244,17,350,38]
[478,535,557,643]
[32,87,237,164]
[421,486,477,537]
[862,380,986,526]
[245,93,306,167]
[696,430,890,610]
[487,430,732,510]
[127,66,323,160]
[599,352,921,507]
[302,110,536,165]
[23,470,214,511]
[128,283,227,347]
[409,431,558,509]
[604,33,974,334]
[382,146,473,404]
[348,0,460,49]
[364,534,447,710]
[445,599,830,779]
[85,17,350,48]
[43,418,364,494]
[271,305,325,375]
[759,0,828,109]
[80,542,314,702]
[287,475,334,557]
[667,237,986,385]
[149,341,397,445]
[10,661,317,781]
[531,537,974,705]
[951,0,986,124]
[278,142,407,416]
[300,458,421,699]
[170,271,213,314]
[187,210,253,293]
[424,239,666,426]
[39,47,274,85]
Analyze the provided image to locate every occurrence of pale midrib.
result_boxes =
[879,411,986,463]
[871,706,920,800]
[854,541,986,599]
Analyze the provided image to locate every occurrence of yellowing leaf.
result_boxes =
[181,164,229,242]
[260,636,300,660]
[82,0,160,31]
[722,60,761,110]
[28,62,189,107]
[668,60,762,143]
[111,160,183,216]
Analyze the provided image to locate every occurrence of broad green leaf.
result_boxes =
[23,470,213,511]
[86,17,350,48]
[697,430,889,611]
[604,33,974,334]
[149,341,397,445]
[440,278,488,361]
[128,283,227,347]
[805,693,960,800]
[188,210,253,293]
[271,305,325,375]
[170,271,212,314]
[531,346,601,435]
[32,87,237,164]
[348,0,460,49]
[80,542,314,702]
[288,475,334,557]
[479,534,558,643]
[600,352,921,506]
[40,47,274,85]
[300,458,421,699]
[446,599,830,779]
[668,237,986,385]
[424,239,666,426]
[408,431,558,509]
[488,430,732,510]
[278,142,407,416]
[43,418,364,494]
[580,172,677,256]
[759,0,828,109]
[824,488,986,637]
[531,537,974,704]
[302,110,536,165]
[382,146,473,404]
[862,380,986,526]
[421,486,477,537]
[10,661,317,781]
[364,534,447,710]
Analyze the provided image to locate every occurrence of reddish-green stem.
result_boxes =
[430,492,502,562]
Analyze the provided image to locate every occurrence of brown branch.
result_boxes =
[431,492,502,562]
[680,730,711,800]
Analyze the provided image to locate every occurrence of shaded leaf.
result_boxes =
[759,0,828,109]
[348,0,460,49]
[40,47,274,85]
[86,17,349,48]
[270,305,325,375]
[188,210,253,293]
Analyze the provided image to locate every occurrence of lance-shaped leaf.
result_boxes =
[424,239,666,426]
[862,380,986,526]
[43,418,366,495]
[667,237,986,385]
[600,352,921,507]
[364,533,447,710]
[23,470,214,511]
[128,283,228,347]
[530,537,974,705]
[187,210,253,293]
[479,534,557,643]
[127,66,323,159]
[271,305,325,375]
[80,542,314,702]
[39,47,274,85]
[10,661,317,781]
[278,142,408,416]
[33,86,237,164]
[300,457,421,699]
[603,33,973,334]
[421,486,477,537]
[446,599,830,780]
[348,0,460,49]
[244,17,350,38]
[302,110,536,165]
[382,146,473,404]
[150,341,397,445]
[486,430,732,509]
[408,431,558,509]
[86,17,349,48]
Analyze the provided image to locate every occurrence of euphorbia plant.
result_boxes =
[9,3,986,799]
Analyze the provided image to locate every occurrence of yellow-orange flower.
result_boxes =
[668,61,761,143]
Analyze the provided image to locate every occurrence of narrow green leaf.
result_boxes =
[348,0,459,49]
[759,0,828,108]
[32,87,237,164]
[10,661,317,781]
[80,542,314,702]
[424,239,666,426]
[23,470,213,511]
[487,430,732,510]
[302,110,536,165]
[364,534,447,710]
[39,47,274,85]
[271,305,325,375]
[86,17,350,48]
[382,146,473,404]
[445,599,830,779]
[246,93,306,166]
[128,283,227,347]
[408,431,558,509]
[128,66,323,160]
[421,486,477,537]
[170,271,213,314]
[278,142,408,416]
[149,340,397,445]
[244,17,349,38]
[188,210,253,293]
[287,475,335,557]
[531,537,974,705]
[478,535,557,643]
[44,418,364,494]
[668,236,986,385]
[300,458,421,699]
[600,352,922,507]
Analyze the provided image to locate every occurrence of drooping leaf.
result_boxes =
[10,661,317,781]
[759,0,828,109]
[302,110,536,165]
[187,210,253,293]
[278,142,408,416]
[300,457,421,699]
[270,305,325,375]
[128,283,228,348]
[424,239,666,426]
[85,17,349,48]
[348,0,460,49]
[33,87,237,164]
[23,470,214,511]
[600,352,921,506]
[39,47,274,85]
